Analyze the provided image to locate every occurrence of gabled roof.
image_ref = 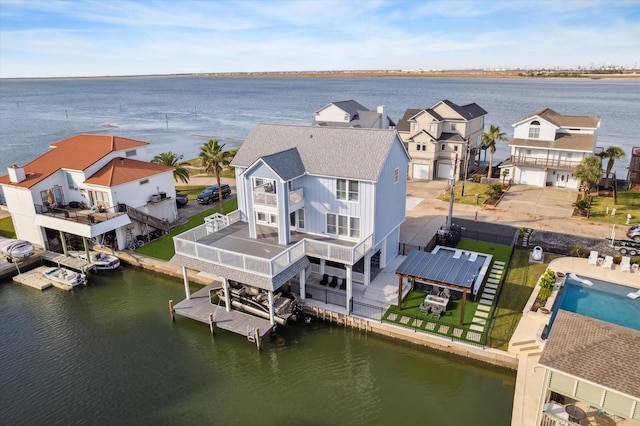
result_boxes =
[539,310,640,399]
[255,148,305,181]
[314,100,394,128]
[314,100,369,118]
[396,109,423,132]
[436,100,488,120]
[231,124,405,181]
[396,100,487,133]
[0,134,148,189]
[510,132,596,152]
[516,108,600,129]
[84,157,173,187]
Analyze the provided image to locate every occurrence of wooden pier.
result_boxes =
[172,284,275,345]
[41,251,94,273]
[12,265,76,291]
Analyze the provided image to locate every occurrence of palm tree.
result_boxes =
[151,151,190,184]
[573,155,603,193]
[598,146,626,178]
[481,125,508,178]
[199,139,234,214]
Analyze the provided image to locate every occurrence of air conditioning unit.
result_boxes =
[150,194,161,203]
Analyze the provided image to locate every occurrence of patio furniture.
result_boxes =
[565,405,586,422]
[339,280,346,290]
[543,403,569,420]
[319,274,329,286]
[440,288,451,299]
[329,276,338,288]
[602,255,614,269]
[468,252,478,262]
[430,305,444,319]
[419,302,430,314]
[588,250,598,265]
[620,256,631,272]
[452,250,462,259]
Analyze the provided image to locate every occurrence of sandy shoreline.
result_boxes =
[2,70,639,82]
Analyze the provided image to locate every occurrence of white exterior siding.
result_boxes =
[513,120,557,140]
[374,140,408,247]
[314,104,350,123]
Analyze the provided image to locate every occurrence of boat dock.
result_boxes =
[13,265,75,291]
[41,250,94,273]
[172,284,275,346]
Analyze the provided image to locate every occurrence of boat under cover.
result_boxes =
[69,251,120,270]
[0,237,35,261]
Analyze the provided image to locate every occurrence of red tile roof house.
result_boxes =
[0,134,177,252]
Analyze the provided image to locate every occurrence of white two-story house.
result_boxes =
[172,123,410,324]
[0,134,178,252]
[313,100,395,129]
[500,108,601,188]
[397,100,487,180]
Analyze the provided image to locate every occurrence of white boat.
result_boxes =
[216,283,303,325]
[0,237,35,262]
[43,266,87,290]
[69,251,120,270]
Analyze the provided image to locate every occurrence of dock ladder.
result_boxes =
[246,326,256,343]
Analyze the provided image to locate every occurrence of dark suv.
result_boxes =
[197,184,231,204]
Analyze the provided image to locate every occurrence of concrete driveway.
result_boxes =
[498,186,577,219]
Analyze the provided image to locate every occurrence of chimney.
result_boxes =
[377,105,387,129]
[8,165,26,183]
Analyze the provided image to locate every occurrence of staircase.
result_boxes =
[123,204,177,233]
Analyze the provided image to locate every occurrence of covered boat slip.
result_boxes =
[172,284,274,342]
[41,250,95,273]
[395,249,492,325]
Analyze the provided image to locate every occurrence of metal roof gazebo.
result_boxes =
[395,250,483,325]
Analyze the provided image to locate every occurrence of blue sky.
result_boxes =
[1,0,639,78]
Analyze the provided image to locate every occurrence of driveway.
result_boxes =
[498,186,577,219]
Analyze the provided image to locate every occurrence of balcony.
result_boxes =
[253,187,304,212]
[34,203,131,238]
[509,155,582,170]
[173,217,373,283]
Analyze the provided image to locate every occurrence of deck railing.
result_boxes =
[253,188,304,207]
[34,203,124,224]
[509,155,582,170]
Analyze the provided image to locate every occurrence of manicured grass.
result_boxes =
[586,192,640,225]
[0,216,17,239]
[175,185,207,199]
[135,198,238,261]
[438,181,493,206]
[487,249,558,350]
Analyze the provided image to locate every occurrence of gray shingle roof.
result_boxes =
[259,148,305,181]
[315,100,369,118]
[518,108,600,128]
[441,100,488,120]
[539,310,640,399]
[231,123,402,181]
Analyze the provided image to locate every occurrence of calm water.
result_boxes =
[1,77,639,176]
[555,276,640,330]
[0,268,515,425]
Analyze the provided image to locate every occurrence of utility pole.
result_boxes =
[461,137,470,197]
[446,153,458,231]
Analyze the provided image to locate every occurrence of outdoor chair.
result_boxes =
[430,305,443,319]
[440,288,451,299]
[329,276,338,288]
[419,303,430,315]
[620,256,631,272]
[430,287,440,296]
[588,251,599,265]
[319,274,329,286]
[602,256,614,269]
[339,279,346,290]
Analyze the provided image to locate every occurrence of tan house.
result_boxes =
[397,100,487,180]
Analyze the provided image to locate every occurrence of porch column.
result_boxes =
[182,266,190,299]
[397,274,403,310]
[460,289,468,326]
[277,181,289,245]
[268,291,275,325]
[364,252,371,286]
[345,265,352,314]
[319,259,326,275]
[59,231,67,256]
[222,278,231,312]
[83,237,91,266]
[299,269,306,301]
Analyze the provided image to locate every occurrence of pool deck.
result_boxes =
[509,256,640,426]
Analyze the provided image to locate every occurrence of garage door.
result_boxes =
[518,168,540,186]
[413,164,430,180]
[437,163,453,179]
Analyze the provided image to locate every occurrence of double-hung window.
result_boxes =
[326,214,360,239]
[336,179,358,201]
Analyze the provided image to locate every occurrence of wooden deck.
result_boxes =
[173,284,275,341]
[41,251,94,273]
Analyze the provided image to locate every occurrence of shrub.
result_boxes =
[539,269,556,289]
[537,287,552,302]
[567,243,589,258]
[472,173,482,183]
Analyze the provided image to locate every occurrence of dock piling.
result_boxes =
[255,328,261,351]
[169,300,174,322]
[209,313,215,335]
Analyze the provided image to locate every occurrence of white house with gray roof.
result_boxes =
[172,123,410,324]
[313,100,395,129]
[499,108,601,188]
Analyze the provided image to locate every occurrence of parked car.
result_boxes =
[175,192,189,207]
[196,184,231,204]
[626,225,640,242]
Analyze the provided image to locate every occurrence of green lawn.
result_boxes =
[382,239,513,345]
[487,249,558,350]
[586,191,640,225]
[135,198,238,260]
[438,181,493,206]
[0,216,17,238]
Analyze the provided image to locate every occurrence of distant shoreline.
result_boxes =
[2,69,639,82]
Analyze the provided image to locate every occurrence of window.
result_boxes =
[336,179,358,201]
[429,123,436,133]
[451,123,457,131]
[89,190,110,208]
[326,213,360,239]
[441,144,446,151]
[326,213,337,234]
[65,172,74,189]
[344,113,350,121]
[394,168,399,183]
[125,150,136,157]
[454,145,459,152]
[298,209,305,229]
[253,177,265,188]
[421,144,427,151]
[528,127,540,138]
[257,211,277,225]
[412,122,418,131]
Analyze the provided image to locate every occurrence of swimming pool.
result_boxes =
[548,275,640,333]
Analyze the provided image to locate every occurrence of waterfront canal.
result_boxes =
[1,267,515,425]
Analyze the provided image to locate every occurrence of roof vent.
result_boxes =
[8,165,26,183]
